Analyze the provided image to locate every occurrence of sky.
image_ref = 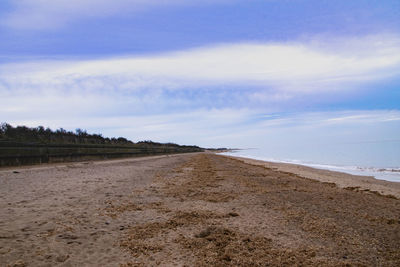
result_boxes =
[1,0,400,154]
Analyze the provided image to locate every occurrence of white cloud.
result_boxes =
[2,0,228,30]
[262,110,400,127]
[1,34,400,95]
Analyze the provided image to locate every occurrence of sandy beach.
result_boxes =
[226,155,400,199]
[1,153,399,266]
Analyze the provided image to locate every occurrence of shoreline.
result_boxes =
[220,152,400,183]
[221,154,400,199]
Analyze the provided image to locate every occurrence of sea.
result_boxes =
[221,142,400,182]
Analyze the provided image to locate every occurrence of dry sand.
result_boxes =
[1,153,399,266]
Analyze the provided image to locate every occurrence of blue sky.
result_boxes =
[0,0,400,150]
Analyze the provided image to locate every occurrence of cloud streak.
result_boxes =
[2,34,400,95]
[2,0,229,30]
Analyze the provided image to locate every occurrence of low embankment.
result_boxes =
[0,140,203,167]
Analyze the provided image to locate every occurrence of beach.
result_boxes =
[226,155,400,199]
[1,153,399,266]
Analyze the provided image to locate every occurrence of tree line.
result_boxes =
[0,123,132,145]
[0,123,201,150]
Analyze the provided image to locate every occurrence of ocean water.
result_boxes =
[221,142,400,182]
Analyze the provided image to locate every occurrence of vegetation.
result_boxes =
[0,123,132,145]
[0,123,203,167]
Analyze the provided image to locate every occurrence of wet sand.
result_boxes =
[1,153,399,266]
[226,155,400,199]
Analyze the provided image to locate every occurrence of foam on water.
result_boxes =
[221,151,400,183]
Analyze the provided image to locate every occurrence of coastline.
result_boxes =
[222,154,400,199]
[220,150,400,183]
